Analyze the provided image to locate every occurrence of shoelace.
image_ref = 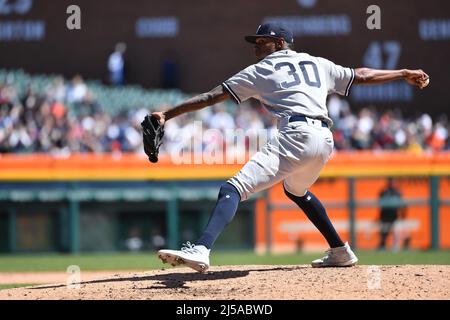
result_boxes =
[323,247,350,261]
[322,249,335,260]
[181,241,199,254]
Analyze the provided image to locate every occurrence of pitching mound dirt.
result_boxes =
[0,265,448,300]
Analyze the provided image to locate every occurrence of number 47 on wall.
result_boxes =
[363,41,401,70]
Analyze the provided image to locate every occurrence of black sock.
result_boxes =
[284,187,344,248]
[196,183,241,249]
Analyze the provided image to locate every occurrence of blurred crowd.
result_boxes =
[327,95,449,152]
[0,74,448,156]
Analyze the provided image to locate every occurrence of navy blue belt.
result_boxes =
[289,115,328,128]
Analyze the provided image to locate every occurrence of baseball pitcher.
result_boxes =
[149,23,429,272]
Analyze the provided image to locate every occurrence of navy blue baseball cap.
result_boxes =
[245,23,294,44]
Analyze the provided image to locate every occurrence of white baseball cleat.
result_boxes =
[158,242,210,273]
[311,242,358,267]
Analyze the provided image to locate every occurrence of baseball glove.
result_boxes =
[141,114,164,163]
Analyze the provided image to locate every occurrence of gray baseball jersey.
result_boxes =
[222,49,354,126]
[223,49,354,200]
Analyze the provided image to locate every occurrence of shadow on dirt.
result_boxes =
[30,266,304,290]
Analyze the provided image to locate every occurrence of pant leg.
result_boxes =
[228,126,309,201]
[283,123,334,196]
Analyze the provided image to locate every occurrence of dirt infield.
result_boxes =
[0,265,448,300]
[0,271,144,285]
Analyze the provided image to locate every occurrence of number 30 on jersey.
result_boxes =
[275,61,321,89]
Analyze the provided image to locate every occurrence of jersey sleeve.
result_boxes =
[222,65,258,104]
[317,57,355,96]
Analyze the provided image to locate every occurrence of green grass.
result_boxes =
[0,284,34,290]
[0,250,448,272]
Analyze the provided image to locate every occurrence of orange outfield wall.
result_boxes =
[0,151,449,180]
[253,151,450,251]
[258,177,450,252]
[0,151,450,250]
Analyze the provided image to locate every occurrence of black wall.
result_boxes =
[1,0,449,114]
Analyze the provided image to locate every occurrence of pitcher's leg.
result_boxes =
[283,184,358,267]
[196,183,241,249]
[283,156,344,248]
[284,187,344,248]
[196,134,298,248]
[197,145,291,248]
[228,141,292,201]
